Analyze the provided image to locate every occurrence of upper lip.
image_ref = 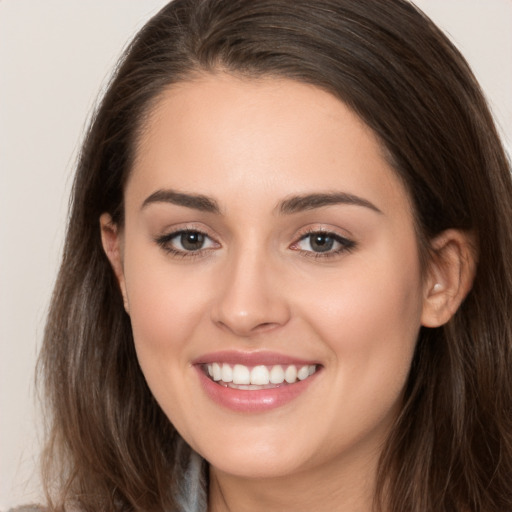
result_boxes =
[191,350,320,367]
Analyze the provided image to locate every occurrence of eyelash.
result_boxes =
[154,229,219,259]
[154,228,356,260]
[290,229,356,259]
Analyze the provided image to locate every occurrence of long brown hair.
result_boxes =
[39,1,512,510]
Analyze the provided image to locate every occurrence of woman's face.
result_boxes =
[108,74,430,480]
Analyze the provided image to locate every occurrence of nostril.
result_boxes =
[252,322,281,333]
[214,319,282,337]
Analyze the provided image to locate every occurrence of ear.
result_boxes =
[99,213,129,314]
[421,229,476,328]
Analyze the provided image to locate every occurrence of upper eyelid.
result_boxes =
[293,225,354,241]
[155,223,218,239]
[153,224,355,248]
[290,227,356,252]
[293,231,354,247]
[154,229,220,259]
[156,228,218,243]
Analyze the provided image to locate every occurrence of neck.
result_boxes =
[208,445,381,512]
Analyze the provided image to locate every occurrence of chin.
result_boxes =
[185,424,313,479]
[207,450,306,480]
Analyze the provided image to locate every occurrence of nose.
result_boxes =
[211,247,291,337]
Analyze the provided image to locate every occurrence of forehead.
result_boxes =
[127,73,412,218]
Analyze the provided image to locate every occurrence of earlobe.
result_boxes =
[421,229,477,328]
[99,213,129,314]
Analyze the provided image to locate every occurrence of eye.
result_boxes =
[292,231,355,257]
[155,229,219,255]
[175,231,209,251]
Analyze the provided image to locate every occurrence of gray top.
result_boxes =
[174,440,208,512]
[7,508,45,512]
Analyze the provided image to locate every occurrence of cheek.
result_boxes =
[123,255,215,435]
[121,242,211,380]
[296,243,424,411]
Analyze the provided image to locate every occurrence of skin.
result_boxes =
[101,74,474,511]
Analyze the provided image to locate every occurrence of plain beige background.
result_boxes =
[1,1,511,508]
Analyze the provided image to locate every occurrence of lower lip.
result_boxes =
[195,366,320,413]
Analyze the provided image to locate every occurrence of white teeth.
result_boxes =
[212,362,222,381]
[250,365,270,385]
[205,362,318,387]
[232,364,251,385]
[221,363,233,382]
[297,365,310,381]
[269,365,285,384]
[284,365,297,383]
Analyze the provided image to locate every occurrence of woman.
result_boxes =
[31,0,512,510]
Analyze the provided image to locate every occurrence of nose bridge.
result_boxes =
[211,239,290,336]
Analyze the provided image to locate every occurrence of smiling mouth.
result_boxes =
[204,362,319,390]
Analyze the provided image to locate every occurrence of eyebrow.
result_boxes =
[141,189,381,216]
[142,189,221,214]
[277,192,382,215]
